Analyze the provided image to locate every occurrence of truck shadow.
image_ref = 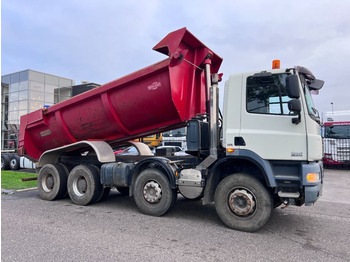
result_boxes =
[87,191,319,233]
[103,192,315,234]
[100,191,227,228]
[29,189,318,234]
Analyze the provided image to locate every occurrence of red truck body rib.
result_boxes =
[18,28,223,160]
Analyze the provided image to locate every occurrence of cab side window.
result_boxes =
[246,73,293,115]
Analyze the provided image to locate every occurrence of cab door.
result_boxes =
[239,71,307,161]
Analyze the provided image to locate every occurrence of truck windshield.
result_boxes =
[324,124,350,139]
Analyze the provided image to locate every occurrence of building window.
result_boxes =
[1,70,74,150]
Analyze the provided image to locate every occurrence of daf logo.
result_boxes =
[291,152,303,157]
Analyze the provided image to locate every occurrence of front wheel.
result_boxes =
[134,168,177,216]
[214,173,272,232]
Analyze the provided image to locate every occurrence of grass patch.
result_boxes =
[1,171,37,190]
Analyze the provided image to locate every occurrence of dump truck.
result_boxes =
[18,28,324,232]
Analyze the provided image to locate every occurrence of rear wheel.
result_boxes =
[57,163,71,198]
[9,155,20,170]
[96,187,111,202]
[214,173,272,232]
[134,168,177,216]
[38,164,68,200]
[67,165,102,205]
[90,165,111,203]
[1,155,10,170]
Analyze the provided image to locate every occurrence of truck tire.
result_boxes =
[1,155,10,170]
[96,187,111,202]
[214,173,272,232]
[57,163,71,198]
[67,165,103,206]
[9,155,20,170]
[38,164,68,201]
[89,165,110,203]
[134,168,177,216]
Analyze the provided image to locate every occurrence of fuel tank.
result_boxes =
[18,27,222,160]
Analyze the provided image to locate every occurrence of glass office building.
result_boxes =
[1,69,75,150]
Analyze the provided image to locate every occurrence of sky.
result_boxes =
[1,0,350,116]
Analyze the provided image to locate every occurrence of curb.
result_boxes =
[2,187,37,195]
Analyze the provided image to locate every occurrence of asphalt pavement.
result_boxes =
[1,169,350,261]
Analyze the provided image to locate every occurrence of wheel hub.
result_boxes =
[43,174,54,192]
[229,189,255,216]
[10,159,16,168]
[72,175,88,197]
[77,177,87,194]
[143,181,162,203]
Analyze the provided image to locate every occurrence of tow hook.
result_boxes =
[281,200,290,209]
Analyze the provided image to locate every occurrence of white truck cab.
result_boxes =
[223,64,324,206]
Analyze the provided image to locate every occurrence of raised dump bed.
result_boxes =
[18,28,222,160]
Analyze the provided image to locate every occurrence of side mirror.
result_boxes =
[288,99,301,112]
[288,99,301,124]
[286,75,300,99]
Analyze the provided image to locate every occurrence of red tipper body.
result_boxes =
[18,27,223,160]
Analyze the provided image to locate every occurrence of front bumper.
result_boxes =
[302,161,323,206]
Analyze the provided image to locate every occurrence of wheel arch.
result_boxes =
[203,154,275,205]
[38,140,115,167]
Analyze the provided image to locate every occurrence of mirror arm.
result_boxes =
[292,113,301,125]
[288,99,301,125]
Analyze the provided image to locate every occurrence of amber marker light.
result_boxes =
[227,148,235,153]
[306,173,320,183]
[272,60,280,69]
